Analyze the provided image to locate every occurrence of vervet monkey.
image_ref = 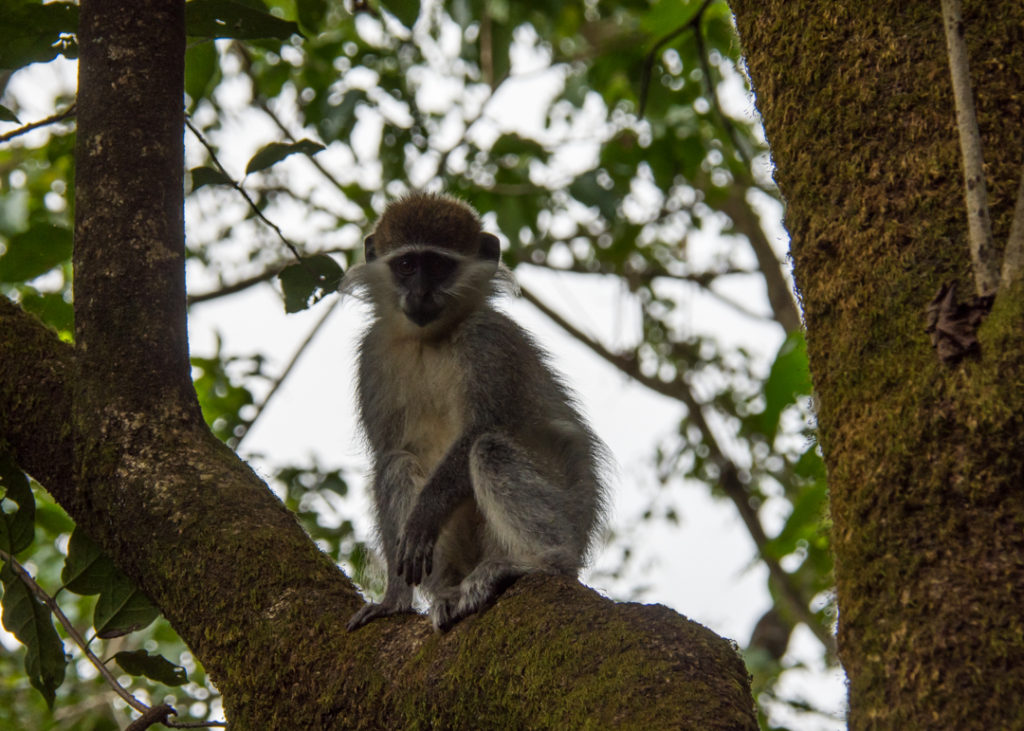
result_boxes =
[344,192,607,632]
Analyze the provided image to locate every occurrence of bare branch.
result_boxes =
[692,8,753,170]
[639,0,714,118]
[0,104,76,144]
[720,189,802,332]
[187,267,280,306]
[230,41,372,211]
[940,0,1000,296]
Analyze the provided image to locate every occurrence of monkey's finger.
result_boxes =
[408,550,423,585]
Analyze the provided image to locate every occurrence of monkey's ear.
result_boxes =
[478,233,500,262]
[364,234,377,262]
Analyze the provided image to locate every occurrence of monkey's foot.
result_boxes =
[430,596,473,632]
[347,601,412,631]
[430,569,522,632]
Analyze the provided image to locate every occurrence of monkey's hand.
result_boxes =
[396,514,436,586]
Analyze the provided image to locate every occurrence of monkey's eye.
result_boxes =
[391,255,418,278]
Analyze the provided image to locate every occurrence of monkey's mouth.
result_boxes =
[403,300,443,327]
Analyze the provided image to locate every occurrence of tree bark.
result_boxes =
[0,1,757,726]
[731,1,1024,727]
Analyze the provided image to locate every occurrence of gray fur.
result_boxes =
[345,195,607,632]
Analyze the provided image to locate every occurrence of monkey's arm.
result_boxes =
[347,453,418,631]
[395,433,477,585]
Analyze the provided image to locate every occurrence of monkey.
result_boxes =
[342,192,608,632]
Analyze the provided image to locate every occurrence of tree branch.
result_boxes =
[720,188,803,332]
[0,302,757,726]
[187,266,281,306]
[940,0,1000,296]
[0,297,76,506]
[0,104,76,143]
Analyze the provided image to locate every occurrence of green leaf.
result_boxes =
[757,330,812,442]
[793,443,826,482]
[0,453,35,556]
[569,171,618,221]
[383,0,420,28]
[295,0,328,35]
[245,138,325,175]
[189,165,234,191]
[94,572,160,639]
[186,0,302,40]
[0,105,20,124]
[321,88,366,141]
[184,41,220,110]
[60,527,110,595]
[113,649,188,686]
[0,224,73,283]
[491,132,547,162]
[639,0,699,36]
[19,290,74,334]
[33,500,74,537]
[0,1,79,70]
[0,564,66,709]
[191,350,258,443]
[61,528,161,637]
[762,481,829,561]
[279,253,343,313]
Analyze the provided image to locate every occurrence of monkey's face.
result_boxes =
[388,250,460,326]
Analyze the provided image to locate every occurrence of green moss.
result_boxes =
[733,0,1024,727]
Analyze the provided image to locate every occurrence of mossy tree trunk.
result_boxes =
[732,2,1024,727]
[0,0,756,726]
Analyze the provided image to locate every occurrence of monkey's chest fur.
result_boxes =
[369,334,466,475]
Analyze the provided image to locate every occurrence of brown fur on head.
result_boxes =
[365,192,491,261]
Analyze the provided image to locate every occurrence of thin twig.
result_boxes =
[124,704,175,731]
[518,285,837,654]
[0,548,149,714]
[719,188,802,332]
[0,104,77,144]
[940,0,1000,296]
[188,266,282,306]
[691,12,752,170]
[184,118,310,270]
[638,0,714,118]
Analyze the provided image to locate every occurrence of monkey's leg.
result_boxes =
[347,452,421,631]
[429,433,581,631]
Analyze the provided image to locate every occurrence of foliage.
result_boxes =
[0,0,834,727]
